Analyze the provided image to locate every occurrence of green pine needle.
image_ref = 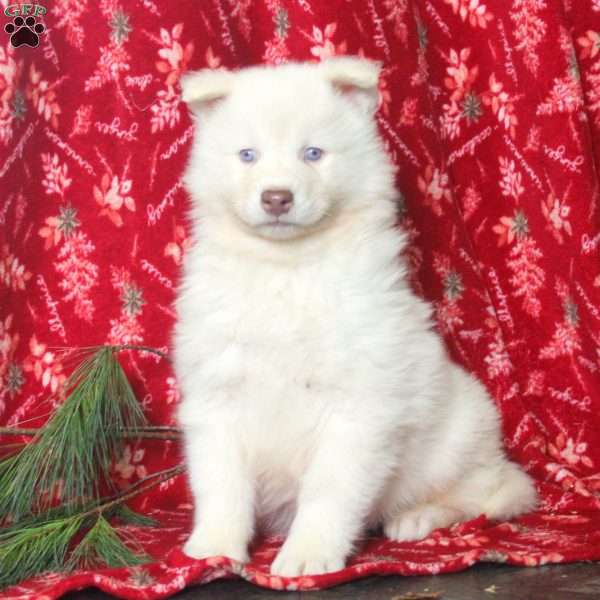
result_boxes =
[67,514,150,571]
[112,505,158,528]
[0,513,151,588]
[0,504,89,535]
[0,515,84,589]
[0,347,148,522]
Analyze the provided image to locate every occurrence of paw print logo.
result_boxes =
[5,16,45,48]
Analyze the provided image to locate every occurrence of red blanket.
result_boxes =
[1,1,600,598]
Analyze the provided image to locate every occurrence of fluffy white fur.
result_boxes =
[174,57,537,577]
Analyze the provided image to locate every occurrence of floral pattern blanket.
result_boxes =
[1,0,600,598]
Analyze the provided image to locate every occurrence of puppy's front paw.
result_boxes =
[271,537,346,577]
[183,530,249,563]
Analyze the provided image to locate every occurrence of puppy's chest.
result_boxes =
[191,263,376,386]
[207,270,342,355]
[179,254,407,462]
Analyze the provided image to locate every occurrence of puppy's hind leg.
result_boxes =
[384,503,464,542]
[442,459,537,524]
[468,460,538,521]
[382,460,537,543]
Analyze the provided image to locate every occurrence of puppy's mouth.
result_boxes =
[262,220,298,228]
[251,211,332,239]
[255,216,304,230]
[252,218,306,240]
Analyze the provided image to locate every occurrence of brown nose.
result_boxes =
[261,189,293,217]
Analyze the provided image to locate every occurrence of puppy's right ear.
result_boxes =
[320,57,382,114]
[180,69,235,112]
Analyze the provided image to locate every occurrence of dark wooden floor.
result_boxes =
[64,562,600,599]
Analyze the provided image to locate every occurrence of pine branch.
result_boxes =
[0,465,183,534]
[122,430,180,440]
[92,465,185,514]
[0,442,26,451]
[54,344,171,362]
[0,426,182,441]
[122,425,181,433]
[0,344,181,589]
[0,347,149,521]
[0,465,185,589]
[113,345,171,361]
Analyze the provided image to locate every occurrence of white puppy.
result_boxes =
[174,57,536,577]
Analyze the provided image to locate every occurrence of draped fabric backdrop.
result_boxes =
[1,0,600,598]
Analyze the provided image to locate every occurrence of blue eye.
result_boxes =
[303,146,324,162]
[239,148,257,163]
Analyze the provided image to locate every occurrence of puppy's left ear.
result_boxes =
[320,56,382,114]
[180,68,235,113]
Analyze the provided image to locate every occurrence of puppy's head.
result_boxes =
[181,57,394,241]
